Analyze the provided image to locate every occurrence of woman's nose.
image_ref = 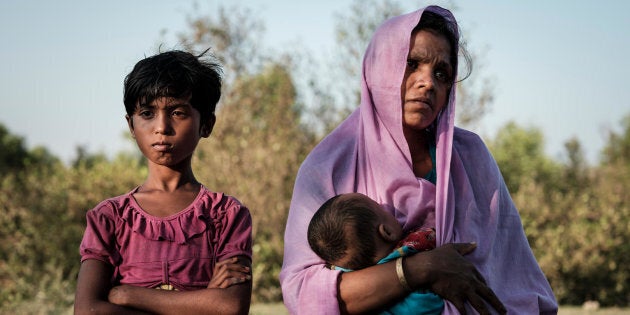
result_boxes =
[413,68,435,90]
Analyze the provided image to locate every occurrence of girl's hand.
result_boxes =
[108,284,138,307]
[406,243,507,315]
[208,257,252,289]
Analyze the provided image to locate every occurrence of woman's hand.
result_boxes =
[406,242,506,315]
[208,256,252,289]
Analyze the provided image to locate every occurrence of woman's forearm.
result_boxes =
[339,261,409,314]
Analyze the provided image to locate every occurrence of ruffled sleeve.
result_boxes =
[208,193,253,262]
[80,200,121,266]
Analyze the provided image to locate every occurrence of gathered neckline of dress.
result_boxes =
[127,185,206,221]
[118,185,217,244]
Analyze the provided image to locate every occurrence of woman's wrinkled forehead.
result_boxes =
[363,7,457,89]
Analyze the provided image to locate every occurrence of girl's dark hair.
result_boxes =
[415,10,472,82]
[123,49,223,124]
[307,195,379,270]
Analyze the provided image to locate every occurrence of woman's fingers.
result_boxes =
[467,291,490,315]
[476,284,507,314]
[450,242,477,256]
[450,295,468,315]
[408,243,506,315]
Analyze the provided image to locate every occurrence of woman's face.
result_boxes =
[401,29,454,132]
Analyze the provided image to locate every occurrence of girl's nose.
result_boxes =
[154,114,173,134]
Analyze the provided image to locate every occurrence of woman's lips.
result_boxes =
[406,97,432,109]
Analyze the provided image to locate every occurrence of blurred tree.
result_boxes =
[561,137,588,194]
[0,145,144,312]
[176,5,318,301]
[0,123,58,176]
[488,121,561,194]
[601,114,630,167]
[505,119,630,306]
[193,64,316,301]
[0,123,30,174]
[178,4,266,88]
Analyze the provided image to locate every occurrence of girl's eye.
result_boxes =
[138,110,154,118]
[172,110,189,118]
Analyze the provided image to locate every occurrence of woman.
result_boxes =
[280,5,557,315]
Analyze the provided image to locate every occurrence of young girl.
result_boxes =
[74,50,252,315]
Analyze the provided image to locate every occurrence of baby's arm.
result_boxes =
[107,256,252,315]
[74,259,150,315]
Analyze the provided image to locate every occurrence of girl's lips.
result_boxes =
[152,143,172,151]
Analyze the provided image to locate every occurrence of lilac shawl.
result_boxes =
[280,6,557,314]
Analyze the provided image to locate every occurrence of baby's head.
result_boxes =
[123,50,223,131]
[307,193,403,270]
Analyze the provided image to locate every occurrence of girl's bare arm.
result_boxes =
[74,259,150,315]
[107,256,252,315]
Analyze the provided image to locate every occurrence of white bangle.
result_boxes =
[396,257,412,291]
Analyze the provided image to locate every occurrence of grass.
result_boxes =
[558,306,630,315]
[250,303,630,315]
[249,303,289,315]
[5,301,630,314]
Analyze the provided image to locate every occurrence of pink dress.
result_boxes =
[80,185,252,291]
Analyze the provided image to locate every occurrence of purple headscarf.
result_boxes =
[280,6,557,314]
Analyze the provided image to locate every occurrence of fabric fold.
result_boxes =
[117,187,210,245]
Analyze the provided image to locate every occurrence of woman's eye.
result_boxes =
[435,70,452,83]
[406,60,419,70]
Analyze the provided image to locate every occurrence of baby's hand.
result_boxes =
[207,257,251,289]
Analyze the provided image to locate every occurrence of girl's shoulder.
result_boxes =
[198,186,251,220]
[86,188,138,220]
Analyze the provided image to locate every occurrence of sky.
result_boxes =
[1,0,629,165]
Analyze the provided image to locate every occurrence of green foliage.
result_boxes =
[0,124,59,176]
[496,120,630,306]
[193,64,317,302]
[601,115,630,167]
[488,121,562,194]
[2,1,630,312]
[177,5,320,301]
[0,143,144,312]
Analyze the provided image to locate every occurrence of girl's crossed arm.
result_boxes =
[74,256,252,315]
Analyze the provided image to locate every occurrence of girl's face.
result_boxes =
[401,29,453,132]
[126,96,212,167]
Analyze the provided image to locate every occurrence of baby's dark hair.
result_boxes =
[123,49,223,125]
[307,194,379,270]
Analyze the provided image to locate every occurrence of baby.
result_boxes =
[307,192,443,315]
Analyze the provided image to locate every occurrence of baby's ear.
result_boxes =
[378,224,399,243]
